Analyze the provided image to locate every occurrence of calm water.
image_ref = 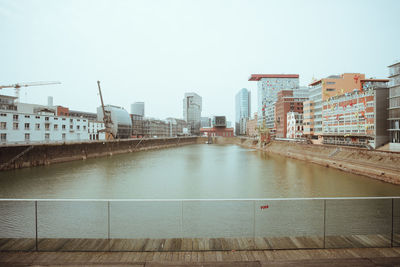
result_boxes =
[0,144,399,199]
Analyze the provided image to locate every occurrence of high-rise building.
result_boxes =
[130,102,145,116]
[304,73,365,143]
[248,74,300,132]
[235,88,251,135]
[201,117,211,128]
[183,92,202,135]
[388,61,400,151]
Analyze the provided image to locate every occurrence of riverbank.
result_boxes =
[0,137,202,171]
[218,137,400,185]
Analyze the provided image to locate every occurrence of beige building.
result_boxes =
[303,73,366,143]
[246,113,258,138]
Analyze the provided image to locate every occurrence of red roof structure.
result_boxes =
[248,74,299,81]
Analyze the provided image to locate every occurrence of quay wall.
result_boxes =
[0,137,200,171]
[217,137,400,185]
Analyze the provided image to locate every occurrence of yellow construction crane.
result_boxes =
[0,81,61,102]
[97,81,115,140]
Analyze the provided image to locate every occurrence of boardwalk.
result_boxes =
[1,248,400,266]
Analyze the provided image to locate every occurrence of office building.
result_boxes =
[322,79,389,148]
[248,74,300,132]
[303,73,366,143]
[235,88,251,135]
[131,102,145,116]
[388,61,400,151]
[183,92,202,135]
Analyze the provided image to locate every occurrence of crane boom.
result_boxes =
[0,81,61,103]
[0,81,61,89]
[97,81,115,140]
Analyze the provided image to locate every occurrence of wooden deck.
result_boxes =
[0,234,398,252]
[1,248,400,266]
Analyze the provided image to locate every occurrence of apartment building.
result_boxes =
[286,112,304,139]
[388,61,400,151]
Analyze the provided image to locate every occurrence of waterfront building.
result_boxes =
[286,112,304,139]
[388,61,400,151]
[131,102,145,116]
[248,74,300,131]
[321,79,389,148]
[200,117,211,128]
[166,117,191,136]
[235,88,251,135]
[274,88,308,138]
[183,92,202,135]
[303,73,366,143]
[97,105,132,139]
[130,114,144,137]
[246,113,258,138]
[142,118,169,138]
[0,95,105,145]
[200,116,234,137]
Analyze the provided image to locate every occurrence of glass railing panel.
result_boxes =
[254,199,324,249]
[37,201,108,251]
[109,200,181,251]
[393,198,400,247]
[181,200,254,250]
[0,200,36,251]
[325,198,392,248]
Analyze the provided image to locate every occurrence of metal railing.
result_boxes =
[0,197,399,251]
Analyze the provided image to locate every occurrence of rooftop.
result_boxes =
[248,74,299,81]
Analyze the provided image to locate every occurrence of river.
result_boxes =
[0,144,399,199]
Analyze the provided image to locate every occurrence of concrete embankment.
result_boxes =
[217,136,400,185]
[0,137,201,171]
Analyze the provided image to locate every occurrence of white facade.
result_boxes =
[286,112,304,139]
[0,96,106,145]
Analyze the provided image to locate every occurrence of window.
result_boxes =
[45,123,50,130]
[25,133,30,141]
[13,122,18,130]
[54,124,58,130]
[0,122,6,130]
[24,123,29,130]
[0,113,6,117]
[1,133,6,142]
[77,125,80,130]
[70,119,73,122]
[45,117,49,121]
[25,115,30,118]
[35,123,40,130]
[326,88,335,91]
[62,133,66,140]
[13,114,18,120]
[83,125,86,130]
[70,125,73,129]
[62,125,66,130]
[45,133,50,141]
[327,81,336,85]
[35,116,40,119]
[62,118,66,121]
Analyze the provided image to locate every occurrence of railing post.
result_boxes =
[391,198,394,248]
[35,200,38,252]
[108,200,111,252]
[323,199,326,249]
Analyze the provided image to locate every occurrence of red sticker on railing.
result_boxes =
[260,205,269,210]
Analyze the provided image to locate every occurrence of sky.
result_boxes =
[0,0,399,124]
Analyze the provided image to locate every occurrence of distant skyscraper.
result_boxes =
[201,116,211,128]
[235,88,251,135]
[183,92,202,135]
[130,102,145,116]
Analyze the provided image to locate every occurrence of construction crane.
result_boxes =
[97,81,115,140]
[0,81,61,102]
[258,98,270,147]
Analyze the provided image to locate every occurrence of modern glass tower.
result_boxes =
[235,88,251,135]
[183,92,202,135]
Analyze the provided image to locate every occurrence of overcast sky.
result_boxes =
[1,0,399,123]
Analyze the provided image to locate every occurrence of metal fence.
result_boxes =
[0,197,399,251]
